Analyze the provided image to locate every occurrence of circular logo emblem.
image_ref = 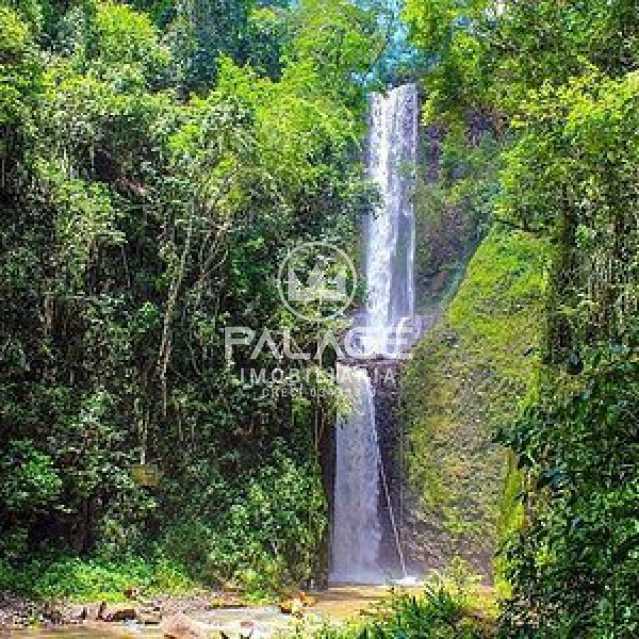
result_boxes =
[277,242,358,323]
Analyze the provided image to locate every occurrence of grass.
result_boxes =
[0,555,197,602]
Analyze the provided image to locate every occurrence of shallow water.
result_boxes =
[6,585,422,639]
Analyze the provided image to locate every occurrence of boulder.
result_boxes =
[298,591,317,607]
[69,603,102,621]
[161,613,210,639]
[278,599,303,617]
[124,587,141,600]
[42,603,64,625]
[101,605,137,622]
[209,592,244,609]
[279,591,316,616]
[137,610,162,625]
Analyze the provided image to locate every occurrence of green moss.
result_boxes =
[493,453,524,598]
[412,125,502,313]
[413,177,477,311]
[401,228,546,574]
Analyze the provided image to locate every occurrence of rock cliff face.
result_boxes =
[369,106,544,582]
[370,358,412,577]
[401,229,545,579]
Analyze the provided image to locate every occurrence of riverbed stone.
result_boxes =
[161,612,211,639]
[137,609,163,624]
[101,605,137,622]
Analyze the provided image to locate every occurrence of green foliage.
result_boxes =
[497,72,639,361]
[0,0,382,601]
[0,4,41,132]
[311,585,493,639]
[90,2,170,85]
[402,230,545,568]
[406,2,639,636]
[40,166,123,286]
[244,6,291,79]
[0,441,62,513]
[403,0,491,122]
[497,343,639,638]
[164,0,254,92]
[0,5,30,58]
[0,555,194,602]
[163,448,326,596]
[404,0,639,121]
[287,0,383,108]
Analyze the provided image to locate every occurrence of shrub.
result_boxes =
[311,586,494,639]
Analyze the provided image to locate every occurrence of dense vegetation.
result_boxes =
[313,585,494,639]
[1,0,638,637]
[0,0,388,599]
[403,0,639,636]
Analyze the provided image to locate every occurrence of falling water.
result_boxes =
[330,84,418,584]
[365,84,418,355]
[330,364,383,583]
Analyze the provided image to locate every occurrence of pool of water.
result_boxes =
[6,585,421,639]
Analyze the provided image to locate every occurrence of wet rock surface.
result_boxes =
[161,613,209,639]
[0,593,42,628]
[0,593,227,630]
[1,586,407,638]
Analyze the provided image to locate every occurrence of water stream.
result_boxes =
[330,364,383,584]
[330,84,418,584]
[365,83,418,356]
[9,586,422,639]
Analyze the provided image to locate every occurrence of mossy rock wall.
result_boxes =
[401,228,546,577]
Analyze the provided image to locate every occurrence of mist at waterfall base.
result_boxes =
[329,84,422,586]
[330,365,382,584]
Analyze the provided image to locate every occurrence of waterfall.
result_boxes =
[330,364,383,583]
[365,84,418,355]
[330,84,418,584]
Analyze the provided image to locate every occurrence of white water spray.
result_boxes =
[365,84,418,355]
[330,85,418,584]
[330,364,383,583]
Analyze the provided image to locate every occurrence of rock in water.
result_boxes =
[279,599,303,617]
[161,613,210,639]
[101,605,137,622]
[137,609,162,625]
[298,591,317,607]
[124,586,141,600]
